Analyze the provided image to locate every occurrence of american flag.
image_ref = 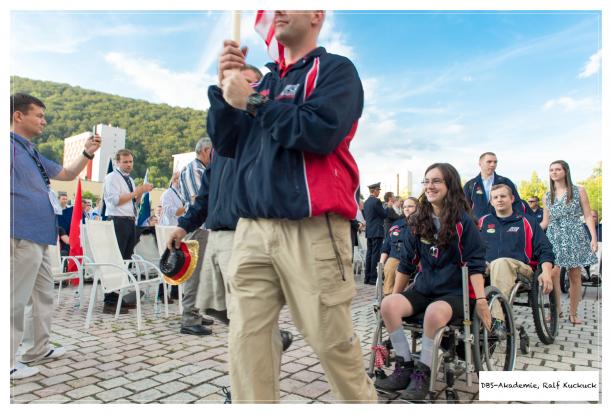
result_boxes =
[254,10,284,64]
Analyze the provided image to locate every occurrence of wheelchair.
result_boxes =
[506,265,558,353]
[367,264,516,402]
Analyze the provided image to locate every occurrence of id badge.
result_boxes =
[48,189,63,215]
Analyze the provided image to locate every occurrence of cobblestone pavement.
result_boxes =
[10,280,601,404]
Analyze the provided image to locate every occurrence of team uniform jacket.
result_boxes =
[478,212,555,267]
[397,211,486,297]
[207,47,363,221]
[382,217,408,260]
[364,196,386,239]
[463,172,522,219]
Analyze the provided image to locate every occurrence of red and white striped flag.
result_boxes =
[254,10,284,64]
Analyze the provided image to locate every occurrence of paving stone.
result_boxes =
[66,376,99,388]
[181,369,224,385]
[98,376,131,390]
[33,383,73,398]
[129,388,166,403]
[11,393,39,403]
[94,369,124,380]
[66,384,104,399]
[154,380,190,394]
[124,378,161,392]
[10,382,43,396]
[96,387,134,402]
[30,394,72,403]
[293,380,330,399]
[40,374,75,387]
[189,383,220,398]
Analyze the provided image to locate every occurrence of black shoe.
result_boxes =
[201,317,214,326]
[180,324,212,336]
[374,357,414,391]
[399,362,431,401]
[103,304,129,314]
[280,330,293,352]
[364,280,376,285]
[207,309,230,325]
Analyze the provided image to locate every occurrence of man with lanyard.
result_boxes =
[160,171,186,226]
[479,184,554,333]
[10,93,101,379]
[364,182,386,285]
[102,149,153,314]
[211,10,377,402]
[463,151,522,219]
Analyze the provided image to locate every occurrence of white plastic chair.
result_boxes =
[83,221,168,331]
[50,240,87,308]
[352,231,367,281]
[155,225,184,314]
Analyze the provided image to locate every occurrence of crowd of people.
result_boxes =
[10,10,601,403]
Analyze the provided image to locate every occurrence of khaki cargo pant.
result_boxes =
[383,257,400,296]
[490,257,533,319]
[228,214,377,403]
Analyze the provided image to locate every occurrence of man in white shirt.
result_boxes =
[102,149,153,313]
[160,172,185,226]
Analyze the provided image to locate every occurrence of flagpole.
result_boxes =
[232,11,241,43]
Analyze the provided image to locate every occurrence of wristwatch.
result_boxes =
[246,92,269,117]
[82,150,94,160]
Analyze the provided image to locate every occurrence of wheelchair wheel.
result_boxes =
[530,273,558,344]
[472,286,516,371]
[560,267,569,293]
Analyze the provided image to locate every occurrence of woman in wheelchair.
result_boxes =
[374,163,491,400]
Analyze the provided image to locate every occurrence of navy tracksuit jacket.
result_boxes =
[463,172,522,219]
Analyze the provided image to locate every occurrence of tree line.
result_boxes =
[11,76,207,187]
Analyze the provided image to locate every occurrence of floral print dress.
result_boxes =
[545,185,598,268]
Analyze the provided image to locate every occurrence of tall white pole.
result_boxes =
[231,11,241,43]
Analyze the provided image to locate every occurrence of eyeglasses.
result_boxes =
[421,179,445,187]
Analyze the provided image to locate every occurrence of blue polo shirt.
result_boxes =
[10,132,63,245]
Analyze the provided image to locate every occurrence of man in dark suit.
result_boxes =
[363,182,386,285]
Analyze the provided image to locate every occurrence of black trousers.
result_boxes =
[104,216,136,304]
[365,237,383,283]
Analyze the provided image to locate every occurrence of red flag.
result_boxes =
[67,179,83,283]
[255,10,284,65]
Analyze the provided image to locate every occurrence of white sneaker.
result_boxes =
[20,346,66,364]
[10,362,39,380]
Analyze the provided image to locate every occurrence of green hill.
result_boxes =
[10,76,207,187]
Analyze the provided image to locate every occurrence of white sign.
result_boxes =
[479,371,599,402]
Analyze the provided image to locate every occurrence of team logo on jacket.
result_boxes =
[276,84,300,100]
[429,246,439,258]
[487,229,496,234]
[507,226,520,232]
[420,238,431,245]
[475,185,483,195]
[486,223,495,233]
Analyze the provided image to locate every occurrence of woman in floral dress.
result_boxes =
[541,160,598,325]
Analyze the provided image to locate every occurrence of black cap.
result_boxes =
[368,182,381,190]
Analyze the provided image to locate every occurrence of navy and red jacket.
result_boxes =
[364,195,386,238]
[397,211,486,297]
[478,212,554,267]
[463,172,522,219]
[207,47,363,221]
[178,151,240,233]
[382,217,408,260]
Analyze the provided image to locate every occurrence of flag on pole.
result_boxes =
[67,180,83,281]
[137,169,151,227]
[255,10,284,64]
[99,157,114,220]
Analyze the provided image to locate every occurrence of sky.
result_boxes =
[9,8,603,197]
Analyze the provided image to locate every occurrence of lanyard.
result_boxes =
[12,137,52,188]
[115,168,137,215]
[170,186,184,204]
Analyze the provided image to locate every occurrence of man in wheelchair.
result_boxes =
[374,163,491,400]
[479,184,554,335]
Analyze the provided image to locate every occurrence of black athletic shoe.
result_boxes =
[280,330,293,352]
[374,357,414,391]
[399,361,431,401]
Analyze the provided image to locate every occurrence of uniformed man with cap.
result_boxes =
[363,182,386,285]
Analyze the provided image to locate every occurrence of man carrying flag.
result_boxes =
[210,10,377,402]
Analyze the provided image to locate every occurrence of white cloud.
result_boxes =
[319,11,355,60]
[578,49,602,79]
[440,124,465,135]
[543,96,594,112]
[104,52,215,110]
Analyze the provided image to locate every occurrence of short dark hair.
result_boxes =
[479,151,496,160]
[115,149,134,161]
[383,191,394,202]
[242,64,263,80]
[11,93,46,124]
[490,184,513,196]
